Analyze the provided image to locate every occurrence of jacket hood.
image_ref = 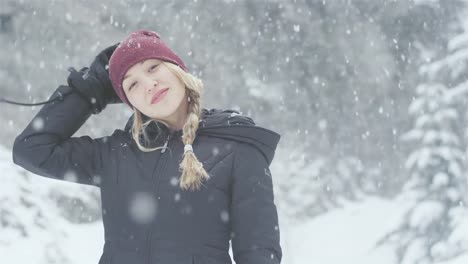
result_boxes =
[123,108,281,165]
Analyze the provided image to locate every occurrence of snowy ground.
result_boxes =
[3,144,468,264]
[281,196,468,264]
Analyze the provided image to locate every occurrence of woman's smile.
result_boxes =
[151,88,169,104]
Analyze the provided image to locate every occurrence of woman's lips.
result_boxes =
[151,88,169,104]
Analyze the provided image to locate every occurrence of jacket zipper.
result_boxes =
[147,133,172,264]
[161,134,170,153]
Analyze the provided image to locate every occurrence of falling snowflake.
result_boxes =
[128,192,157,224]
[63,170,78,182]
[32,117,44,131]
[220,210,230,223]
[293,24,300,32]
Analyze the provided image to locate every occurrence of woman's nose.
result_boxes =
[146,80,158,92]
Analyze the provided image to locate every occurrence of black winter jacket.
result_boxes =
[12,85,282,264]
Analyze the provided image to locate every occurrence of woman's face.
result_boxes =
[122,58,188,130]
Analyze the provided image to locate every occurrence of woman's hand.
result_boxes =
[89,43,122,105]
[67,43,122,114]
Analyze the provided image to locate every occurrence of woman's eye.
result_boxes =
[150,64,159,71]
[128,82,136,91]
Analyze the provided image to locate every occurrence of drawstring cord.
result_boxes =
[0,68,80,107]
[0,93,65,106]
[0,88,73,106]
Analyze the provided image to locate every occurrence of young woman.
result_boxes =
[12,29,282,264]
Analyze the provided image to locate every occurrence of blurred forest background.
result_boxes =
[3,0,468,263]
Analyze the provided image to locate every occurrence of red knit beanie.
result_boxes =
[109,29,188,107]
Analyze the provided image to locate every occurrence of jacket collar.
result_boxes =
[123,108,281,165]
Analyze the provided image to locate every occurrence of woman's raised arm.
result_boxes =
[12,84,109,187]
[12,44,122,187]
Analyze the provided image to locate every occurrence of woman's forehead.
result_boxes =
[126,58,162,76]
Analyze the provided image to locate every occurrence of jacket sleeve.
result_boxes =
[12,85,109,187]
[230,142,282,264]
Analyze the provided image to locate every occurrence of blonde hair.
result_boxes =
[130,61,209,191]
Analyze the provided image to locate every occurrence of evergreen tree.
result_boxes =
[377,2,468,261]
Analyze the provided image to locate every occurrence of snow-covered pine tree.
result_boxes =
[377,9,468,261]
[398,82,466,263]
